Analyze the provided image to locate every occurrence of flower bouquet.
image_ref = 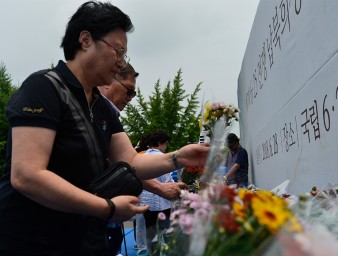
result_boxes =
[156,184,302,256]
[154,112,338,255]
[199,101,239,140]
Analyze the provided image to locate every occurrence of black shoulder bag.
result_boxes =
[45,71,143,198]
[88,161,143,198]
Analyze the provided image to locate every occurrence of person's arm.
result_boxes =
[142,179,187,200]
[109,132,209,180]
[10,126,147,222]
[225,148,248,182]
[224,163,240,181]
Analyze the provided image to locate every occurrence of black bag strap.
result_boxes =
[45,70,105,175]
[121,223,129,256]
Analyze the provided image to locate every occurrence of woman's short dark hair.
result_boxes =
[61,1,133,60]
[147,130,170,147]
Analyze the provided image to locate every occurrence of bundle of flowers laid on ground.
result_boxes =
[154,182,338,256]
[153,103,338,255]
[261,183,338,256]
[155,184,303,256]
[280,185,338,255]
[199,101,239,139]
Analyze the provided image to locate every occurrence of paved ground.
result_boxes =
[120,221,138,256]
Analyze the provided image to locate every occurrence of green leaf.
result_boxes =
[121,69,202,150]
[0,62,18,176]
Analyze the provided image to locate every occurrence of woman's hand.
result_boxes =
[176,143,210,168]
[109,195,149,222]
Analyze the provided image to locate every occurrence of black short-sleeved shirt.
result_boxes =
[0,60,123,255]
[226,146,249,185]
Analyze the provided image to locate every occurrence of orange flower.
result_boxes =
[185,166,204,174]
[219,186,237,205]
[217,206,240,233]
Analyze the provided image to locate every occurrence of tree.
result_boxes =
[0,62,17,176]
[121,69,202,151]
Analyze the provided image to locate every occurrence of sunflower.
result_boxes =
[233,201,246,221]
[251,197,291,233]
[256,190,275,203]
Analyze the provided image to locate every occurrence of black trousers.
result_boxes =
[106,226,123,256]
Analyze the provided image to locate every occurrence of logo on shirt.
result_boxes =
[102,120,107,131]
[22,106,44,113]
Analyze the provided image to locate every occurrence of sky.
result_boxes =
[0,0,260,109]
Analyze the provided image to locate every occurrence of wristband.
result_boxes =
[105,198,116,221]
[172,151,180,169]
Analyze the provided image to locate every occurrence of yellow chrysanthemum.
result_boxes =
[198,119,202,129]
[204,102,212,111]
[203,111,209,121]
[251,198,291,233]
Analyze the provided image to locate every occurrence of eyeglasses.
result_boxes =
[114,78,137,98]
[98,39,130,68]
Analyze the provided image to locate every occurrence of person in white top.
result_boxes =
[138,130,177,256]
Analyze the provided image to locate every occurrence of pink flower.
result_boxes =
[190,201,203,209]
[179,213,194,235]
[190,199,209,210]
[201,202,210,209]
[170,209,186,220]
[187,193,202,202]
[158,212,166,221]
[194,208,209,221]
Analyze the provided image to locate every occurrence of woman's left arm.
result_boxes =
[110,132,209,179]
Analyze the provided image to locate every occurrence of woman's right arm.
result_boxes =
[10,126,147,221]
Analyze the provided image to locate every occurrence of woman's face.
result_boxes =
[158,141,168,153]
[87,28,128,87]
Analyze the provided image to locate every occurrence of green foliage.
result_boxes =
[121,69,202,151]
[0,62,17,176]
